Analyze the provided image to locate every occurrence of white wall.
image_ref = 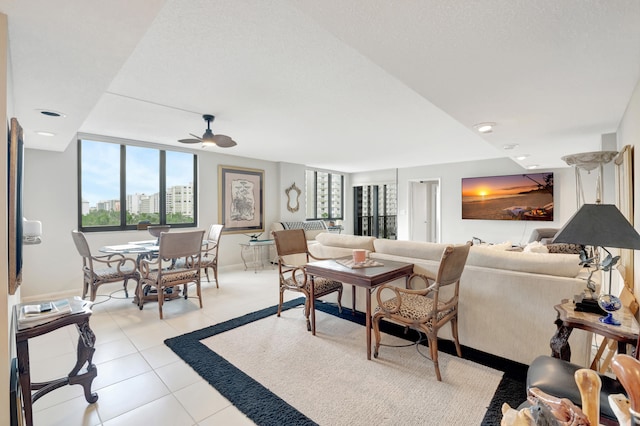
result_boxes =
[1,12,12,425]
[354,157,604,246]
[617,76,640,302]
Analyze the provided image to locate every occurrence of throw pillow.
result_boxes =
[524,241,549,253]
[546,243,583,254]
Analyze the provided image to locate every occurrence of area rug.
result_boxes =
[165,299,527,425]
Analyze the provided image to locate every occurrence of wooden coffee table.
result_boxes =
[305,257,413,360]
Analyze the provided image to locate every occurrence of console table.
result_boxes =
[14,299,98,426]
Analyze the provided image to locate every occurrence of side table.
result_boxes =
[239,240,275,273]
[551,298,639,364]
[14,299,98,426]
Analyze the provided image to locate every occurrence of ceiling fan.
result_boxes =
[178,114,237,148]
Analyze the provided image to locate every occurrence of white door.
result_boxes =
[409,180,440,242]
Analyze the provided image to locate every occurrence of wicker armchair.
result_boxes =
[72,230,140,302]
[138,229,205,319]
[372,241,471,381]
[201,224,224,286]
[273,229,343,331]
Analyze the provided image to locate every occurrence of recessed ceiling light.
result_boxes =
[35,131,56,136]
[503,144,519,150]
[526,165,539,170]
[515,154,530,161]
[36,109,66,118]
[473,122,496,133]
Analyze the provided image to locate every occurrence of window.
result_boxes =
[78,138,197,231]
[354,183,397,239]
[305,170,343,220]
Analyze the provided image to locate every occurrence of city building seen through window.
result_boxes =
[305,170,343,221]
[78,138,197,231]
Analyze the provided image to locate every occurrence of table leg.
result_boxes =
[17,339,33,426]
[352,286,356,315]
[310,276,316,335]
[70,319,98,403]
[551,318,573,361]
[366,289,372,360]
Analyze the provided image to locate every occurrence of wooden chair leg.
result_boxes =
[336,287,343,314]
[304,297,311,331]
[277,288,284,317]
[451,316,462,357]
[372,313,382,358]
[122,279,129,298]
[197,280,203,308]
[158,286,164,319]
[428,334,442,381]
[137,282,144,310]
[213,266,219,288]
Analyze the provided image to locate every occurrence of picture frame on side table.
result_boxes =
[218,165,264,234]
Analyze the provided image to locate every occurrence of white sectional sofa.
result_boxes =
[308,233,594,367]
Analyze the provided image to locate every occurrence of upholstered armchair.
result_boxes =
[138,229,205,319]
[372,241,472,381]
[72,230,140,302]
[273,229,343,331]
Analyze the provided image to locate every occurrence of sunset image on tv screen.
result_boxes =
[461,173,553,221]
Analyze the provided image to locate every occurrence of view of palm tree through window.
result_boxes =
[80,139,196,229]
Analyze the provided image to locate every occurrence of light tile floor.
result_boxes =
[27,266,300,426]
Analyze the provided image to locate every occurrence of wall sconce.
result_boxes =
[23,218,42,245]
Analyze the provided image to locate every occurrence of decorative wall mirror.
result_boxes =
[285,182,301,213]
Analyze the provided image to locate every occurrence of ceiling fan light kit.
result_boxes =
[178,114,237,148]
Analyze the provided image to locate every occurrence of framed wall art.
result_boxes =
[218,165,264,233]
[8,117,24,295]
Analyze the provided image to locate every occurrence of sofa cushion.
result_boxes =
[373,239,450,262]
[546,243,583,254]
[315,233,376,251]
[467,246,581,278]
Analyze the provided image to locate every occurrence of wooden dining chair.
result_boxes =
[273,229,343,331]
[71,230,140,302]
[372,241,472,381]
[201,224,224,286]
[138,229,205,319]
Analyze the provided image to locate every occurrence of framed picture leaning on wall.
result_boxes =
[218,165,264,234]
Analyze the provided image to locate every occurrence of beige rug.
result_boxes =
[202,307,503,425]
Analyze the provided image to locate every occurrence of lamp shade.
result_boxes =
[553,204,640,250]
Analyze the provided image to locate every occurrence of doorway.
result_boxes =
[409,180,440,242]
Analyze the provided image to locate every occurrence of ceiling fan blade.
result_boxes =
[212,134,237,148]
[189,133,203,140]
[177,138,202,144]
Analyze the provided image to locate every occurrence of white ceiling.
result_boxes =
[3,0,640,173]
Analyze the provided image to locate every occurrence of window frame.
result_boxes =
[77,136,198,232]
[305,169,344,221]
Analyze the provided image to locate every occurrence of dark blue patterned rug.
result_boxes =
[164,298,527,425]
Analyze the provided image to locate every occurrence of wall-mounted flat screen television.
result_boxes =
[461,172,554,221]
